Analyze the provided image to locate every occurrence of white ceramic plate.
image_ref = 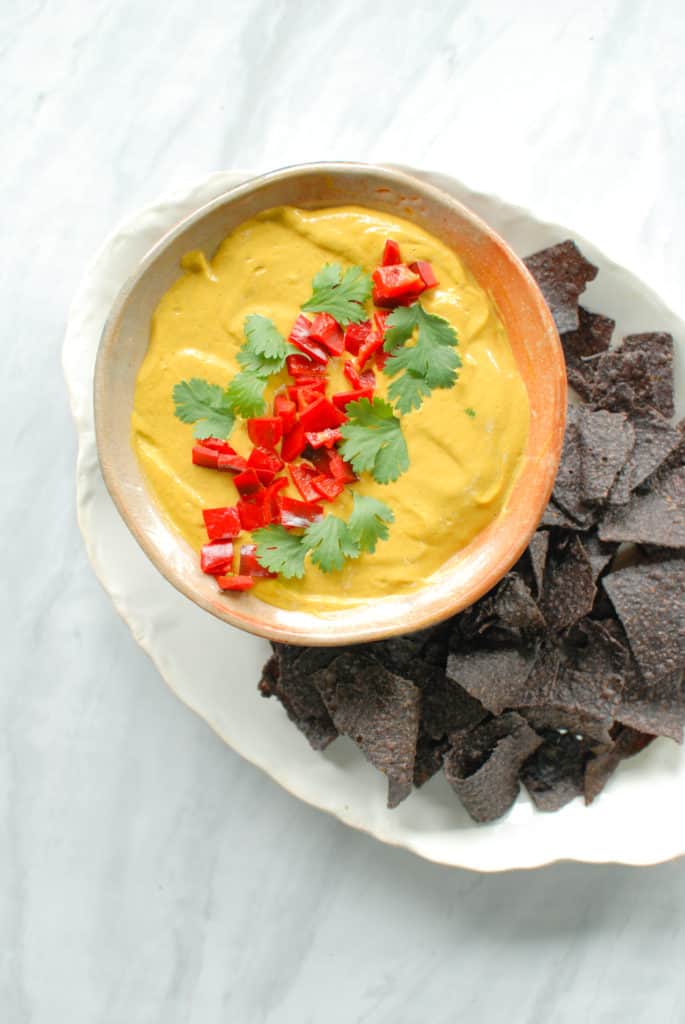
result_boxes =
[63,167,685,872]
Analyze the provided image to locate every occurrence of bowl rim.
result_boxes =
[94,160,566,645]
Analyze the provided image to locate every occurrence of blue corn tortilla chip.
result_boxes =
[527,530,550,598]
[446,645,537,717]
[313,652,421,803]
[259,652,338,752]
[524,240,598,333]
[584,725,655,804]
[540,535,597,632]
[444,713,542,823]
[603,558,685,687]
[561,306,615,400]
[608,412,683,506]
[599,467,685,548]
[522,730,599,812]
[591,332,675,419]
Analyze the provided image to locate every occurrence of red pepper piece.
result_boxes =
[381,239,402,266]
[312,475,345,501]
[202,506,241,541]
[343,320,372,355]
[309,313,345,357]
[277,495,324,529]
[216,574,255,592]
[288,381,327,410]
[357,328,384,370]
[372,264,424,302]
[281,422,307,462]
[273,394,297,434]
[307,447,333,475]
[247,446,284,484]
[236,499,269,531]
[332,388,374,410]
[192,443,221,468]
[409,260,438,289]
[299,396,346,432]
[265,476,289,522]
[374,350,388,371]
[327,450,357,483]
[288,313,328,365]
[289,462,321,503]
[374,310,390,333]
[239,543,277,579]
[247,416,283,450]
[344,360,362,388]
[288,375,327,389]
[233,468,263,498]
[359,368,376,389]
[305,428,342,449]
[200,539,234,576]
[286,353,327,378]
[217,452,248,473]
[197,437,236,453]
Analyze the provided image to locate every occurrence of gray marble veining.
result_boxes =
[2,1,685,1020]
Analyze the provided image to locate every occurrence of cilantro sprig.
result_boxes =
[339,397,409,484]
[173,315,293,430]
[301,263,372,326]
[253,494,394,578]
[173,379,236,440]
[383,302,461,414]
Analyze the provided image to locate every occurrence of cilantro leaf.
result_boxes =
[243,314,292,362]
[339,397,409,484]
[465,407,476,418]
[236,346,284,377]
[225,371,268,417]
[383,303,461,414]
[347,494,394,554]
[301,263,373,325]
[304,515,359,573]
[172,378,235,439]
[253,525,308,579]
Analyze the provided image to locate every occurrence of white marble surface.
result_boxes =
[3,1,685,1020]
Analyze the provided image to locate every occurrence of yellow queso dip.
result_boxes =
[131,205,529,612]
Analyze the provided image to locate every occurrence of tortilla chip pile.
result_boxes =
[258,239,685,823]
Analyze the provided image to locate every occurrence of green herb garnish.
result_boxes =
[339,397,409,484]
[253,494,394,578]
[383,302,461,413]
[301,263,373,325]
[172,379,236,440]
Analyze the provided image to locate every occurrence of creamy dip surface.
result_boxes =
[131,205,529,612]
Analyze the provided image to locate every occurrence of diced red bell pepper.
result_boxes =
[327,450,356,483]
[217,452,248,473]
[309,313,344,356]
[332,388,374,410]
[281,422,307,462]
[372,264,424,303]
[233,468,263,498]
[239,544,277,579]
[381,239,402,266]
[196,437,235,453]
[265,476,288,521]
[344,360,362,388]
[247,416,283,450]
[344,320,372,355]
[305,428,342,449]
[374,310,390,334]
[359,368,376,390]
[273,394,297,434]
[192,443,221,468]
[200,540,234,576]
[202,506,241,541]
[277,495,324,529]
[357,327,384,370]
[312,475,345,501]
[289,462,321,503]
[288,381,327,410]
[247,446,284,485]
[299,396,346,432]
[286,353,327,378]
[288,313,329,365]
[236,499,269,531]
[216,574,255,592]
[374,350,388,371]
[409,259,438,289]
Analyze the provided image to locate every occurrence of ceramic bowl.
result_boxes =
[94,162,566,646]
